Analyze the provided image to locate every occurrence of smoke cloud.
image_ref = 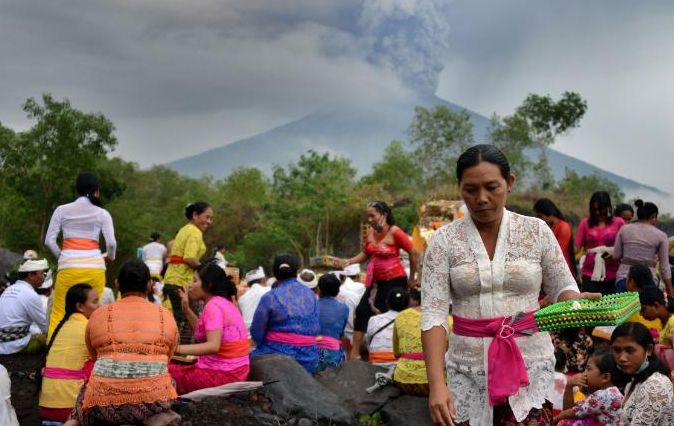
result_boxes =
[359,0,452,95]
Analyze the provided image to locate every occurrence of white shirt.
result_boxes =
[366,309,398,366]
[100,287,116,305]
[422,209,579,424]
[238,283,271,331]
[0,281,47,355]
[45,197,116,270]
[336,277,366,341]
[620,372,674,426]
[0,364,19,426]
[142,241,167,275]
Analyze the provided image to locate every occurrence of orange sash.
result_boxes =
[217,339,249,359]
[368,351,398,363]
[63,238,99,250]
[168,255,184,264]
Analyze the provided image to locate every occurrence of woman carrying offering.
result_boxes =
[45,172,116,338]
[163,202,214,342]
[340,201,419,360]
[421,145,599,426]
[169,262,249,394]
[39,284,99,423]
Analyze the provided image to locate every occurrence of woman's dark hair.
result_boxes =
[387,287,410,312]
[408,287,421,303]
[198,262,237,300]
[273,254,299,281]
[634,199,659,221]
[590,349,618,377]
[185,201,211,220]
[588,191,613,227]
[118,260,151,294]
[368,201,395,226]
[638,285,674,313]
[611,322,670,384]
[554,348,567,372]
[614,203,634,218]
[150,232,161,241]
[456,144,510,183]
[76,172,102,207]
[46,283,93,353]
[533,198,565,221]
[627,264,655,290]
[318,274,341,298]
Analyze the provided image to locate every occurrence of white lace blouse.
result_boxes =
[421,209,579,424]
[620,372,674,426]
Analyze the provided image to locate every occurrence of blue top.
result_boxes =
[250,278,320,373]
[317,297,349,340]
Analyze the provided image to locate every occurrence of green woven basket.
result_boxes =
[534,292,641,331]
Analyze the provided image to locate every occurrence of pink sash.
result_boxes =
[265,330,316,347]
[452,312,538,407]
[316,335,342,351]
[43,366,88,380]
[399,352,424,360]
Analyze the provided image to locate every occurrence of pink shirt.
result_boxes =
[575,217,625,280]
[195,296,249,372]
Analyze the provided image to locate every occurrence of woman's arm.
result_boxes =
[176,329,222,356]
[178,288,199,329]
[250,295,270,345]
[422,326,454,426]
[101,210,116,262]
[183,258,201,269]
[344,251,368,267]
[44,208,62,258]
[407,247,420,287]
[613,228,624,261]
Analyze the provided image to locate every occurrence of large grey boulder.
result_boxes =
[0,248,22,282]
[314,360,400,416]
[248,354,355,426]
[381,394,433,426]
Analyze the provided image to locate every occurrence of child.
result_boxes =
[553,350,623,426]
[638,286,674,369]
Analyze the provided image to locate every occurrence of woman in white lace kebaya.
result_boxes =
[611,322,674,426]
[421,145,599,426]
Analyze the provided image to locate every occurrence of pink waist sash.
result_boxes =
[265,330,316,347]
[316,335,342,351]
[43,366,88,380]
[399,352,424,360]
[452,311,538,407]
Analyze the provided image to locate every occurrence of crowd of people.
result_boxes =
[0,144,673,425]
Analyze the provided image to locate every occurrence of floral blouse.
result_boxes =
[619,372,674,426]
[421,209,579,424]
[569,386,622,425]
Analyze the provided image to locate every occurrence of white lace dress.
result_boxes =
[421,209,579,424]
[619,372,674,425]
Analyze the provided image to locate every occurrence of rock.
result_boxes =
[248,354,355,425]
[314,360,400,416]
[0,353,44,426]
[175,392,263,426]
[381,394,433,426]
[0,247,22,284]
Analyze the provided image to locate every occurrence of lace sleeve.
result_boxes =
[421,228,451,332]
[627,374,674,426]
[538,219,579,302]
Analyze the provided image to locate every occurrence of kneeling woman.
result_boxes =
[39,284,99,423]
[169,263,249,394]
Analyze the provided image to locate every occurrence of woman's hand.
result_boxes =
[566,373,587,389]
[178,287,190,313]
[428,384,456,426]
[407,278,418,290]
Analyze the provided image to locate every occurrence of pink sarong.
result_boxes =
[265,330,316,347]
[399,352,424,360]
[43,366,88,380]
[452,311,538,406]
[316,335,341,351]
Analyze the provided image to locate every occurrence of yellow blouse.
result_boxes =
[659,315,674,346]
[626,311,663,332]
[392,308,452,384]
[163,223,206,287]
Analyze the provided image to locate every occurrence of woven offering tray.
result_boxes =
[534,292,640,331]
[171,354,197,364]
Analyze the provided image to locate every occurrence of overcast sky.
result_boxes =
[1,0,673,196]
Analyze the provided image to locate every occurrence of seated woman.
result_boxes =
[638,286,674,370]
[366,288,409,367]
[392,288,451,396]
[611,322,674,425]
[625,265,664,335]
[39,284,99,424]
[315,274,349,372]
[65,260,179,426]
[169,262,249,394]
[250,254,320,373]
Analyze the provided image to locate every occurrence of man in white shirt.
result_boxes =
[336,264,366,346]
[0,259,49,355]
[141,232,167,276]
[238,267,270,333]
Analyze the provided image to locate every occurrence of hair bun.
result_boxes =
[634,199,644,208]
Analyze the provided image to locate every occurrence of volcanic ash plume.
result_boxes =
[359,0,451,96]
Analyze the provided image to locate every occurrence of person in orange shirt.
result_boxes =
[534,198,577,277]
[65,260,178,426]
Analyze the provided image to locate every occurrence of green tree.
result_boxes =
[554,169,624,209]
[408,106,474,189]
[486,113,535,184]
[0,94,118,252]
[360,140,423,197]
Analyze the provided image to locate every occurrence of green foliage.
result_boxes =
[486,113,534,183]
[554,169,624,210]
[358,412,382,426]
[361,140,423,197]
[408,106,474,189]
